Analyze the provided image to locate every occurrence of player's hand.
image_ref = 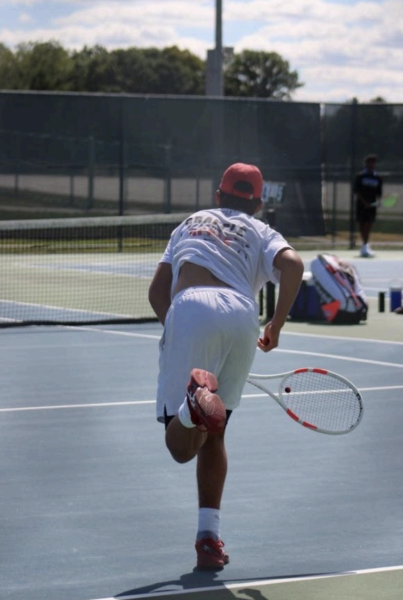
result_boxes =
[257,321,281,353]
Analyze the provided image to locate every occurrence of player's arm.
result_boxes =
[258,248,304,353]
[357,192,372,208]
[148,262,173,325]
[355,186,371,208]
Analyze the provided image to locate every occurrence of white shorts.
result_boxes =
[156,286,260,423]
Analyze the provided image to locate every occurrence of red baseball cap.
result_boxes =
[219,163,263,200]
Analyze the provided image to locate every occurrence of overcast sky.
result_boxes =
[1,0,402,103]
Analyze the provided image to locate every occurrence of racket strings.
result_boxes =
[281,372,361,432]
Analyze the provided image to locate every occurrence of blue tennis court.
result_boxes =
[1,250,403,600]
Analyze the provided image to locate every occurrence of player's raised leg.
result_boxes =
[165,368,227,463]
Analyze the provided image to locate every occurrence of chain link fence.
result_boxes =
[0,92,402,245]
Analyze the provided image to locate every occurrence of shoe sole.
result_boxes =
[193,388,227,434]
[197,555,230,569]
[196,561,227,570]
[187,369,225,434]
[189,368,218,393]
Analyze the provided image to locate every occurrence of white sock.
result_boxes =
[177,397,196,428]
[197,508,221,541]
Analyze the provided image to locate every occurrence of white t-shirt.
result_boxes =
[160,208,292,300]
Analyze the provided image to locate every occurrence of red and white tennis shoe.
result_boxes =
[186,369,226,434]
[195,537,230,569]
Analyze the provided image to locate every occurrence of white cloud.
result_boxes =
[18,11,33,22]
[226,0,381,24]
[230,0,403,101]
[0,0,402,102]
[0,24,210,55]
[54,1,213,29]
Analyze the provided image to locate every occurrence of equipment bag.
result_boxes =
[310,254,368,324]
[289,273,323,321]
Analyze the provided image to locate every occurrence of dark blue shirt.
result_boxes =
[354,168,383,204]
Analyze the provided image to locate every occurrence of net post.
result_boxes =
[164,142,172,213]
[264,207,276,228]
[265,282,276,322]
[118,138,126,217]
[118,98,127,218]
[14,133,20,197]
[87,136,95,210]
[69,137,75,206]
[331,180,337,249]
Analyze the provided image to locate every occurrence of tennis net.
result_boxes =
[0,213,190,327]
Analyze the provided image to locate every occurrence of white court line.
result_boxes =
[281,330,403,347]
[72,325,403,346]
[275,348,403,369]
[69,324,403,347]
[4,325,403,350]
[68,327,403,370]
[1,385,402,413]
[90,564,403,600]
[0,400,154,413]
[67,326,158,340]
[87,325,403,346]
[0,299,134,319]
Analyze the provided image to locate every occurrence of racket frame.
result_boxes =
[382,193,398,208]
[370,194,398,209]
[247,367,363,435]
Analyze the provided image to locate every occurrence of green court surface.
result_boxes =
[283,298,403,343]
[105,567,403,600]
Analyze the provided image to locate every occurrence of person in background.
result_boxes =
[353,154,383,258]
[148,163,304,570]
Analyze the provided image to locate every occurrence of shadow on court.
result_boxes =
[115,567,403,600]
[116,569,336,599]
[116,569,244,598]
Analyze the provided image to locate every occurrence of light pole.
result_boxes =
[215,0,223,94]
[205,0,224,96]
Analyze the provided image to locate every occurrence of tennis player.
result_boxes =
[148,163,304,569]
[354,154,383,257]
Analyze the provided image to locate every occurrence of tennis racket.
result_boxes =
[247,368,363,435]
[382,193,398,208]
[370,194,398,209]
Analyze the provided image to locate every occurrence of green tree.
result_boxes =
[69,45,205,94]
[70,45,118,92]
[1,41,303,98]
[13,41,73,90]
[0,42,19,88]
[109,46,204,94]
[151,46,205,94]
[109,47,157,93]
[224,50,303,99]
